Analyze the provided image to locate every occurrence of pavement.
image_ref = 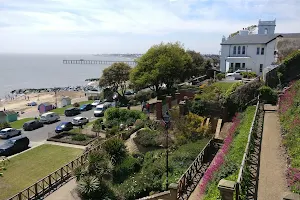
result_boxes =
[44,178,79,200]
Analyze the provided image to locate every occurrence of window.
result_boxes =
[242,46,245,54]
[230,63,234,69]
[261,48,264,55]
[233,46,236,54]
[235,63,241,70]
[264,28,268,34]
[242,63,245,68]
[257,47,260,55]
[260,64,263,72]
[238,46,241,54]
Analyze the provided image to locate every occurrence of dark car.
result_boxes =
[0,135,30,156]
[80,104,93,111]
[55,122,73,133]
[23,120,43,131]
[64,107,81,117]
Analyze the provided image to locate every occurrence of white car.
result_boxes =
[226,70,250,80]
[0,128,21,139]
[72,116,89,126]
[91,100,101,107]
[39,112,60,124]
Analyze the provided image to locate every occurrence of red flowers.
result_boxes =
[199,114,241,194]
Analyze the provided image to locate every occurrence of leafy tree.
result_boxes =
[229,25,257,38]
[99,62,131,98]
[186,50,205,78]
[130,42,192,92]
[102,138,127,164]
[203,60,213,71]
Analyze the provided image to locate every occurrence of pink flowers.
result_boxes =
[287,168,300,191]
[199,114,241,194]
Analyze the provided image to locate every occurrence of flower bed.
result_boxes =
[47,132,97,146]
[279,80,300,193]
[200,106,256,199]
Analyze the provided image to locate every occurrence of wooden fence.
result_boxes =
[177,138,223,200]
[235,98,262,200]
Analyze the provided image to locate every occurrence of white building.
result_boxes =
[220,19,300,75]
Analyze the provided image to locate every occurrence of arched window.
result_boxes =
[233,46,236,54]
[238,46,241,54]
[265,28,268,34]
[242,46,245,54]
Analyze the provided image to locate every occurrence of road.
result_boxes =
[0,108,98,146]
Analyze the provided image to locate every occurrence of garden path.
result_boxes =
[257,105,288,200]
[44,178,78,200]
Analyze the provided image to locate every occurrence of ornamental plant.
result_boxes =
[199,114,241,194]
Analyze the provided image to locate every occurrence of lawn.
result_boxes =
[0,144,83,199]
[212,82,237,93]
[10,118,35,129]
[52,100,93,115]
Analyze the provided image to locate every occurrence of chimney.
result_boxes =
[239,29,249,36]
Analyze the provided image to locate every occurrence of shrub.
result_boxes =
[0,122,11,130]
[258,86,278,104]
[104,108,146,125]
[216,73,225,80]
[134,128,162,147]
[72,134,87,141]
[103,138,127,164]
[73,102,80,107]
[113,156,142,183]
[241,71,257,78]
[92,118,104,132]
[106,126,119,137]
[134,90,154,102]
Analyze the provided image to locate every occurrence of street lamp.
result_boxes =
[162,111,171,190]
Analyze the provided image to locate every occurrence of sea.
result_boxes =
[0,54,134,98]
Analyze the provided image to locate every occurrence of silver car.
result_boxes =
[72,117,89,126]
[0,128,21,139]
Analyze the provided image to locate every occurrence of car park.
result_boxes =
[55,122,73,133]
[39,112,60,124]
[0,128,21,139]
[23,120,44,131]
[72,116,89,126]
[80,104,93,111]
[0,135,30,156]
[64,107,81,117]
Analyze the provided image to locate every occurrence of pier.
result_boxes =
[63,60,137,66]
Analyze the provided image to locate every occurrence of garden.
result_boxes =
[0,144,83,200]
[278,80,300,194]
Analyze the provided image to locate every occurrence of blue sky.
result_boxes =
[1,0,300,54]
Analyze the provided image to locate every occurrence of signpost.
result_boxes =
[162,111,171,190]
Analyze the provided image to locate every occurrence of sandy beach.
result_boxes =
[0,91,85,115]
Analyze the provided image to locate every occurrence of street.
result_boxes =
[0,108,98,146]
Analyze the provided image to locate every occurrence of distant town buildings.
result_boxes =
[220,19,300,74]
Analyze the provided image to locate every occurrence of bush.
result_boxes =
[0,122,11,130]
[106,126,119,137]
[103,138,127,164]
[73,102,80,107]
[92,118,104,132]
[72,134,87,141]
[241,71,257,78]
[104,108,147,125]
[258,86,278,104]
[134,90,154,102]
[134,128,162,147]
[113,156,142,183]
[216,73,225,80]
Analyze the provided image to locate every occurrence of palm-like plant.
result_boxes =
[78,176,100,195]
[74,165,89,181]
[87,150,113,180]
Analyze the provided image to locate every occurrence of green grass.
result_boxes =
[51,100,93,115]
[203,106,256,200]
[212,82,236,93]
[0,144,82,200]
[10,118,35,129]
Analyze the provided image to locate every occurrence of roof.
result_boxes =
[61,97,71,100]
[9,135,28,141]
[221,34,281,45]
[1,128,13,131]
[0,110,17,116]
[73,116,83,120]
[40,102,52,106]
[279,33,300,38]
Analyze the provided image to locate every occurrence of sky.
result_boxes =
[1,0,300,54]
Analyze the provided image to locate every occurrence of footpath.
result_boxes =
[257,105,288,200]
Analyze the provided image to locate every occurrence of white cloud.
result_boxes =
[0,0,300,53]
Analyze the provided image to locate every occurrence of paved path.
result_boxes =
[45,178,79,200]
[257,105,288,200]
[45,141,87,149]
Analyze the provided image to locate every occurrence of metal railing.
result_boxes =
[235,98,261,200]
[177,138,222,200]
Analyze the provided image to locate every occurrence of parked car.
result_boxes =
[23,120,43,131]
[124,91,134,95]
[0,128,21,139]
[94,102,111,117]
[91,100,101,107]
[72,116,89,126]
[0,135,30,156]
[55,122,73,133]
[26,102,37,106]
[64,107,81,117]
[39,112,60,124]
[80,104,93,111]
[226,69,250,80]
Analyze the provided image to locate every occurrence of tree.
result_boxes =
[186,50,205,78]
[229,25,257,38]
[130,42,192,92]
[102,138,127,164]
[99,62,131,98]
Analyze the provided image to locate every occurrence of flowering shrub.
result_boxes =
[279,80,300,194]
[199,114,240,194]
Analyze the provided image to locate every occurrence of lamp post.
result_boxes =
[162,111,171,190]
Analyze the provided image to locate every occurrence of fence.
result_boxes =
[235,99,262,200]
[7,136,113,200]
[177,138,223,200]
